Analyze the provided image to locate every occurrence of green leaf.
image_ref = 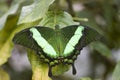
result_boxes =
[80,77,91,80]
[0,68,10,80]
[0,0,33,48]
[113,61,120,80]
[0,4,19,30]
[79,77,100,80]
[18,0,55,25]
[0,36,13,65]
[0,14,19,48]
[0,0,39,65]
[52,64,70,76]
[39,11,79,28]
[27,49,52,80]
[0,1,8,17]
[0,19,39,66]
[0,4,20,65]
[90,41,111,58]
[11,0,33,5]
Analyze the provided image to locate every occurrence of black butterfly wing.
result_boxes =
[76,25,101,50]
[12,28,41,51]
[13,25,101,55]
[12,26,56,57]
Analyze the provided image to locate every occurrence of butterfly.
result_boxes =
[12,25,101,77]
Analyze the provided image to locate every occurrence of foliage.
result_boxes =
[0,68,10,80]
[113,61,120,80]
[0,0,120,80]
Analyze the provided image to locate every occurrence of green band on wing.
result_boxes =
[30,28,57,57]
[63,26,84,55]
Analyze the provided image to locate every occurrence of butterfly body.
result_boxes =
[13,25,100,77]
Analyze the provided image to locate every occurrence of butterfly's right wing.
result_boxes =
[77,26,101,50]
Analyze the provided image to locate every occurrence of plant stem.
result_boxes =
[66,0,75,17]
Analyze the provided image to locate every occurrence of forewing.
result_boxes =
[61,25,78,41]
[33,27,58,58]
[12,28,40,51]
[61,25,84,56]
[77,26,101,50]
[12,26,55,53]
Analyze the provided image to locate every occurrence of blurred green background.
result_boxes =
[0,0,120,80]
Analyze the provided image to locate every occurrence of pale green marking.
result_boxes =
[43,45,57,56]
[68,35,80,46]
[63,26,84,55]
[75,26,84,34]
[29,28,47,48]
[64,43,74,55]
[30,28,57,57]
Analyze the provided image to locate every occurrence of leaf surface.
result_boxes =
[113,61,120,80]
[18,0,55,24]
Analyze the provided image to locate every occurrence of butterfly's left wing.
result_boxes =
[76,25,101,50]
[61,25,84,56]
[61,25,101,54]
